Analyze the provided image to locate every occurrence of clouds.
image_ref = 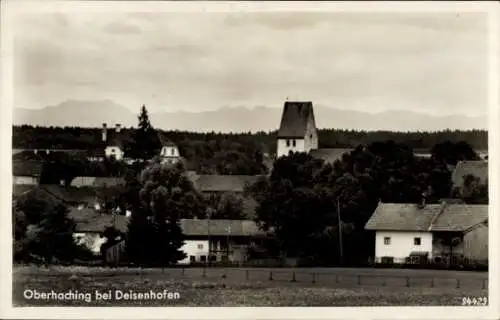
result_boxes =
[12,10,488,117]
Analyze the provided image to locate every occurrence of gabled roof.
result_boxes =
[277,101,315,138]
[69,176,126,188]
[309,148,353,163]
[365,203,440,232]
[12,161,43,177]
[157,132,177,147]
[70,207,128,233]
[180,219,266,237]
[12,184,37,198]
[451,161,488,188]
[39,185,99,205]
[189,174,262,193]
[365,202,489,233]
[72,214,266,237]
[430,204,488,232]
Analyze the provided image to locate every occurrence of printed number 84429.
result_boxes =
[462,297,488,306]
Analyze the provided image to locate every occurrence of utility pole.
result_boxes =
[337,196,344,265]
[206,207,212,267]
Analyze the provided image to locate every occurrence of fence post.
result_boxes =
[335,275,339,283]
[406,277,410,287]
[357,275,361,285]
[269,271,273,281]
[482,279,486,290]
[456,279,460,289]
[430,278,434,288]
[245,270,249,281]
[312,273,316,284]
[291,271,296,282]
[182,267,185,276]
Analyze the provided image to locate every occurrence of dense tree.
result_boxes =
[13,125,486,176]
[125,162,205,265]
[13,194,82,263]
[453,174,488,204]
[431,140,480,166]
[204,193,245,220]
[132,105,161,160]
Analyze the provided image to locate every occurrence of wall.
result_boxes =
[375,231,433,262]
[179,240,210,264]
[105,146,124,161]
[431,232,464,257]
[304,112,319,152]
[161,146,180,157]
[73,232,106,255]
[276,138,305,158]
[13,176,38,185]
[463,224,488,261]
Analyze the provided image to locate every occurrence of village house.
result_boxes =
[157,133,182,165]
[364,201,488,264]
[451,160,488,195]
[12,160,43,185]
[70,211,270,265]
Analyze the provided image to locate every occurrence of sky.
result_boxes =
[12,9,489,116]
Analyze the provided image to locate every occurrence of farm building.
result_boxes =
[12,160,43,185]
[365,201,488,263]
[71,212,270,265]
[451,160,488,194]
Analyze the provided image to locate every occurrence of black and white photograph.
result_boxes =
[1,1,498,318]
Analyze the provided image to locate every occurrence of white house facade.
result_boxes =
[374,231,433,262]
[179,240,210,264]
[104,145,124,160]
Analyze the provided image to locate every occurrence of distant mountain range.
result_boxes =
[13,100,488,132]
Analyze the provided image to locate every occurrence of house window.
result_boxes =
[200,255,207,262]
[189,255,196,262]
[197,244,203,249]
[286,139,290,147]
[310,134,313,139]
[414,237,421,246]
[171,148,175,156]
[292,139,296,147]
[384,237,391,245]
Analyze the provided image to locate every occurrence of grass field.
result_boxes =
[13,266,489,306]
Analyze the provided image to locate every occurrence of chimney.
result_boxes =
[419,192,427,208]
[102,123,107,142]
[115,123,121,133]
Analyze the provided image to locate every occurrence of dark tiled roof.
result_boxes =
[451,161,488,188]
[277,101,315,138]
[12,161,43,177]
[180,219,265,237]
[39,185,99,205]
[71,207,128,233]
[73,214,264,237]
[157,132,177,147]
[12,184,36,198]
[309,148,353,163]
[430,204,488,232]
[189,175,262,193]
[364,203,440,231]
[365,202,489,233]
